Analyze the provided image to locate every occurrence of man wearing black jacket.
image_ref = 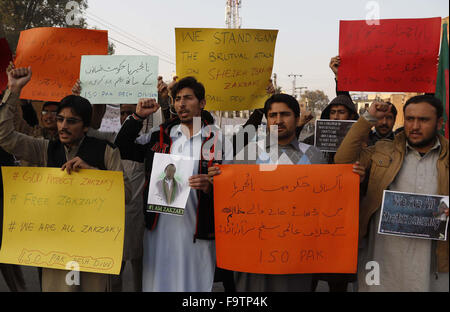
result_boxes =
[0,146,26,292]
[0,66,131,292]
[115,76,218,292]
[303,57,360,292]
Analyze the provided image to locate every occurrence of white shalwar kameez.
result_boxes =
[142,125,216,292]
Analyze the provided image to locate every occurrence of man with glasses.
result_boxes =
[71,78,173,292]
[12,100,59,141]
[0,66,131,292]
[6,62,59,141]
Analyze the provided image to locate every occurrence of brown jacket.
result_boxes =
[335,117,449,272]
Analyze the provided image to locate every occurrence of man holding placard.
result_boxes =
[71,75,174,292]
[0,66,131,292]
[335,96,449,292]
[209,93,366,292]
[303,94,358,161]
[115,76,218,292]
[300,91,360,292]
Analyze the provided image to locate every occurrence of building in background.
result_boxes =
[350,92,423,130]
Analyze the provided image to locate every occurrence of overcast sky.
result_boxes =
[85,0,449,100]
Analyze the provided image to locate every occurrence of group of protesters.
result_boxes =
[0,52,448,293]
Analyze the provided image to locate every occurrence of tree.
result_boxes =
[300,90,329,112]
[108,41,115,55]
[0,0,114,54]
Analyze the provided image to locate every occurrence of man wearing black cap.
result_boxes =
[303,93,359,292]
[303,94,359,164]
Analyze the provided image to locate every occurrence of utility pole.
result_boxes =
[288,74,302,98]
[296,86,307,98]
[272,73,278,91]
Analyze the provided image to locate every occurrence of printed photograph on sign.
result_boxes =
[147,153,195,216]
[378,191,449,241]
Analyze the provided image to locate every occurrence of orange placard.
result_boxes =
[214,164,359,274]
[14,27,108,102]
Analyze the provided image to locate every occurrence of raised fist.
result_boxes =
[329,56,341,77]
[136,98,160,118]
[299,110,313,127]
[72,79,82,96]
[367,100,392,120]
[7,65,32,94]
[157,76,169,100]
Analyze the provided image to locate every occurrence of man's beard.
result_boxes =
[276,127,295,142]
[376,125,391,136]
[406,128,438,149]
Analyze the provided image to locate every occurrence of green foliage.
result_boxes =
[0,0,114,54]
[300,90,329,112]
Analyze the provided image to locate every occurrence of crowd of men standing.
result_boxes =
[0,54,448,292]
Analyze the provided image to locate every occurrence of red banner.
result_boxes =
[338,18,441,93]
[0,38,12,92]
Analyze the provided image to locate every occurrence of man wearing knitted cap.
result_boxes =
[304,95,358,141]
[302,94,359,292]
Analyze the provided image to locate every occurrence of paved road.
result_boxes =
[0,262,136,292]
[1,263,337,292]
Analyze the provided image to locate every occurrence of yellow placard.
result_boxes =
[175,28,279,111]
[0,167,125,275]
